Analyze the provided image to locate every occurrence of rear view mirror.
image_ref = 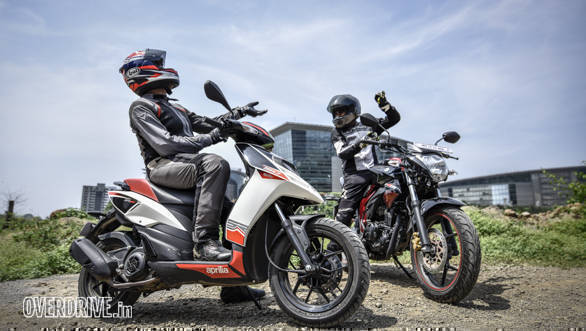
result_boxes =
[359,113,379,128]
[442,131,460,144]
[204,80,231,111]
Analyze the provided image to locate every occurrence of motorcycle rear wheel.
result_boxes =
[410,207,481,303]
[269,218,370,327]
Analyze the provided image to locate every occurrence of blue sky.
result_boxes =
[0,0,584,216]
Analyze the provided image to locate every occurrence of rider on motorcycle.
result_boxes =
[327,91,401,227]
[119,48,265,302]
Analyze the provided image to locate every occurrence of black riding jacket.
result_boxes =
[331,106,400,174]
[129,94,242,166]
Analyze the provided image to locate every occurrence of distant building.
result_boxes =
[81,183,115,213]
[331,156,343,192]
[227,170,247,201]
[271,121,396,192]
[440,166,586,207]
[271,122,335,192]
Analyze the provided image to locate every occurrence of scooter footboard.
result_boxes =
[149,247,250,286]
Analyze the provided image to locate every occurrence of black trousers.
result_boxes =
[148,153,230,243]
[335,171,376,226]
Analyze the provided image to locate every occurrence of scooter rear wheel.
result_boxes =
[269,218,370,327]
[78,238,140,315]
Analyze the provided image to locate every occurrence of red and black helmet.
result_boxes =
[119,49,179,96]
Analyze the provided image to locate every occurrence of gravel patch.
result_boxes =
[1,264,584,329]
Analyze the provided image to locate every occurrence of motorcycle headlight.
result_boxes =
[418,154,448,182]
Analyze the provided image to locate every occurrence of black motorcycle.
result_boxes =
[328,113,481,303]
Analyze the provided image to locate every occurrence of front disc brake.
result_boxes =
[421,228,448,273]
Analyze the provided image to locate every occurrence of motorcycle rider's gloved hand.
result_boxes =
[358,132,378,149]
[374,91,397,113]
[209,128,227,143]
[233,101,268,117]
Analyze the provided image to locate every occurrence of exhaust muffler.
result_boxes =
[69,238,117,280]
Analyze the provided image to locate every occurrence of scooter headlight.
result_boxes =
[418,154,449,183]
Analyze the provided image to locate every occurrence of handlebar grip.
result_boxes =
[203,117,224,128]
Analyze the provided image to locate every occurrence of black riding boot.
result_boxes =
[195,239,231,261]
[220,286,266,304]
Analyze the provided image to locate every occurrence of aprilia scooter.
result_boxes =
[70,81,370,327]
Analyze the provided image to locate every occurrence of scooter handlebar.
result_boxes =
[202,117,224,128]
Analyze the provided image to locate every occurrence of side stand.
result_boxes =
[392,255,414,280]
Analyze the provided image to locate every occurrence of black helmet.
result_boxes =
[119,49,180,96]
[327,94,361,128]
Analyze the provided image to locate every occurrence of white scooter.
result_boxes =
[70,81,370,327]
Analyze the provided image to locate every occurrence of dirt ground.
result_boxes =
[0,263,584,329]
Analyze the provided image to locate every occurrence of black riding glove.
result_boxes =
[209,128,226,143]
[218,119,240,139]
[232,101,268,118]
[374,91,397,113]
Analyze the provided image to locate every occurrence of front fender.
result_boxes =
[420,197,465,217]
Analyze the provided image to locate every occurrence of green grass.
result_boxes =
[0,204,584,281]
[302,201,586,269]
[0,214,90,281]
[0,238,81,281]
[466,206,586,268]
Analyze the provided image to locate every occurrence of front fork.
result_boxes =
[274,203,318,272]
[404,173,434,253]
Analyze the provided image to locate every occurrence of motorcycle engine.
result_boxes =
[364,222,392,255]
[123,247,149,281]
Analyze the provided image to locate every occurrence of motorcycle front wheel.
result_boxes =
[269,218,370,327]
[410,207,481,303]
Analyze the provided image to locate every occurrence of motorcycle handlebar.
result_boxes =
[362,139,381,145]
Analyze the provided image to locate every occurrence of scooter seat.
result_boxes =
[148,181,195,205]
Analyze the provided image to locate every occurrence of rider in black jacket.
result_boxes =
[328,92,400,227]
[120,48,265,302]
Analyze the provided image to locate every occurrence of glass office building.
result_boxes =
[271,123,335,192]
[440,166,585,207]
[226,170,247,201]
[271,122,400,192]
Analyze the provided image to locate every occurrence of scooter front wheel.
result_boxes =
[269,218,370,327]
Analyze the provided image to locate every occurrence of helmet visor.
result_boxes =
[144,49,166,67]
[329,104,353,116]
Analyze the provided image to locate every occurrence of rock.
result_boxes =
[521,211,531,217]
[504,209,517,217]
[375,303,382,308]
